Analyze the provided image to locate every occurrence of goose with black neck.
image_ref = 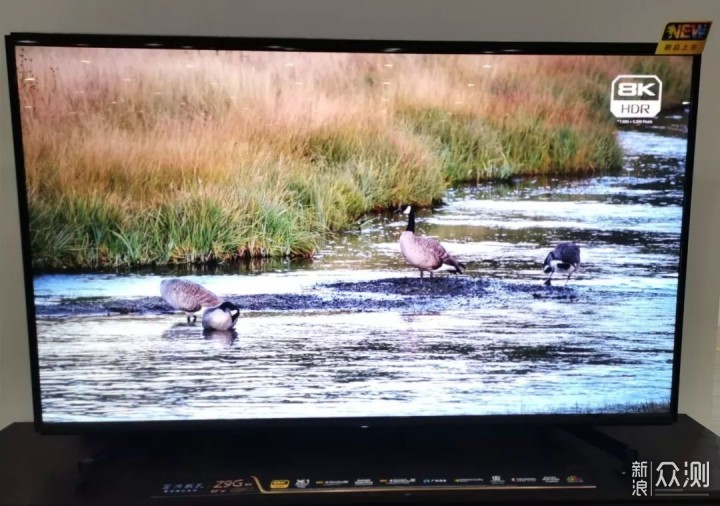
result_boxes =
[396,205,465,282]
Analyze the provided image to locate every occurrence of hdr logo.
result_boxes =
[610,75,662,119]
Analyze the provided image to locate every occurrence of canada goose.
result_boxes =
[160,278,223,323]
[396,205,465,280]
[543,243,581,286]
[202,301,240,331]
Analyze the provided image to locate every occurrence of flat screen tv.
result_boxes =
[5,33,700,433]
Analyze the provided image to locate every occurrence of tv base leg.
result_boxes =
[558,426,639,476]
[76,442,123,492]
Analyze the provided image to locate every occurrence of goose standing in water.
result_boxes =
[160,278,223,323]
[396,205,465,281]
[543,243,581,286]
[202,301,240,331]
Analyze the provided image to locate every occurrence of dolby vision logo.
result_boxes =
[610,75,662,119]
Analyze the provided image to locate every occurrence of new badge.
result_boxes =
[656,21,712,55]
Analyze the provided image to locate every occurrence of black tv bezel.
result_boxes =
[5,32,700,435]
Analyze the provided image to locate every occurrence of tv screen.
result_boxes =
[7,35,697,430]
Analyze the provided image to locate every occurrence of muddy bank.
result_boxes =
[35,276,586,318]
[35,291,403,317]
[329,276,580,299]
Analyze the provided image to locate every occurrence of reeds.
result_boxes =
[16,48,691,269]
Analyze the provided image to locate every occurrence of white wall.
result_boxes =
[1,0,719,430]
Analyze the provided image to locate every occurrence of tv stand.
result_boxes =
[558,425,638,476]
[1,416,717,505]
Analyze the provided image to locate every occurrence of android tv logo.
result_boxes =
[610,75,662,119]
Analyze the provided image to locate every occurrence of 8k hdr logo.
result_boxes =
[610,75,662,119]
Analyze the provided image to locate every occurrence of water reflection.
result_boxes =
[202,329,238,347]
[161,322,200,341]
[160,322,238,347]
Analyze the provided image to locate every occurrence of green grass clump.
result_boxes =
[30,191,321,269]
[27,130,446,269]
[398,106,622,182]
[398,107,508,181]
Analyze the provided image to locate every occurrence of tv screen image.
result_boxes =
[10,40,694,426]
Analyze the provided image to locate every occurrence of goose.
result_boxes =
[396,205,465,281]
[202,301,240,331]
[543,243,581,286]
[160,278,223,323]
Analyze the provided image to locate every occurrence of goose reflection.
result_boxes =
[160,322,199,341]
[160,324,237,347]
[203,328,238,347]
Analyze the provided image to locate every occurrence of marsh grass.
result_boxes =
[559,400,670,415]
[16,48,691,269]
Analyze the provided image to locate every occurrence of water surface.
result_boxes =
[35,121,687,422]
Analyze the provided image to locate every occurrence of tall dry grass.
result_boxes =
[15,48,691,269]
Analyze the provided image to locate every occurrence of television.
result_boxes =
[5,33,699,433]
